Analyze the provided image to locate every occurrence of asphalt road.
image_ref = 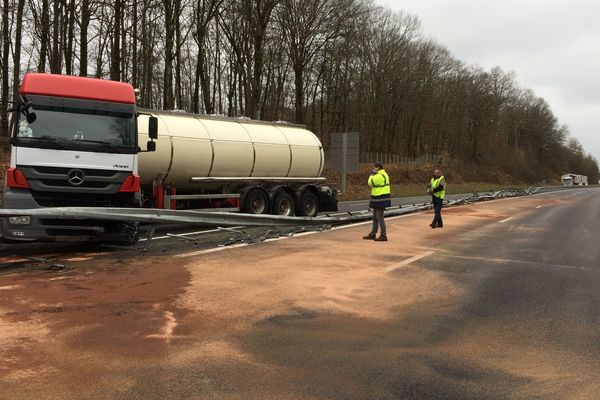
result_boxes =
[1,188,600,399]
[402,188,600,399]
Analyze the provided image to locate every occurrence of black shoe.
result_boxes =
[374,235,388,242]
[363,233,376,240]
[430,223,436,229]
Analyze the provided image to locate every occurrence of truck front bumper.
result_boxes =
[2,188,106,241]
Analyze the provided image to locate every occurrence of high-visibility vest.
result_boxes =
[430,175,445,199]
[369,169,391,197]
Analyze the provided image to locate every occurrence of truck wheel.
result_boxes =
[242,188,269,214]
[102,221,140,246]
[297,192,319,217]
[114,221,140,246]
[272,192,295,216]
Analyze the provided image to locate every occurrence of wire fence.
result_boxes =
[360,152,463,167]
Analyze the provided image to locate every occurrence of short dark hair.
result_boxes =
[374,162,383,169]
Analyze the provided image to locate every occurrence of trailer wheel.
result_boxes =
[272,192,295,216]
[297,192,319,217]
[242,188,269,214]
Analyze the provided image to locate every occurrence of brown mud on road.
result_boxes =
[0,194,590,399]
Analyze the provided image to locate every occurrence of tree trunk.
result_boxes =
[174,0,183,109]
[38,0,50,72]
[79,0,90,76]
[64,0,76,75]
[163,0,175,109]
[293,62,304,124]
[50,0,62,73]
[1,0,10,137]
[131,0,138,87]
[199,45,213,114]
[110,0,122,81]
[12,0,26,103]
[120,2,128,82]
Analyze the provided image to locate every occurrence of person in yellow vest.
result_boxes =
[427,168,446,228]
[363,162,391,241]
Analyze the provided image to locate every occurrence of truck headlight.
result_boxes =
[8,216,31,225]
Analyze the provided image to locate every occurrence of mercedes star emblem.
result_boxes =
[67,169,85,186]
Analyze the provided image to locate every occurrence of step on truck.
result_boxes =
[2,73,337,243]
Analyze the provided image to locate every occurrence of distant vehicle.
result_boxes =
[561,173,588,186]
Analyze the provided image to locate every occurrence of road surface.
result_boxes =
[1,188,599,399]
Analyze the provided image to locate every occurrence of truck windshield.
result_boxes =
[14,104,136,153]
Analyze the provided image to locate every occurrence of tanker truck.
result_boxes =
[2,73,337,242]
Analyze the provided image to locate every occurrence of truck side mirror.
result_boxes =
[146,140,156,152]
[148,116,158,139]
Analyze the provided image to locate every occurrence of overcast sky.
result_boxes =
[379,0,600,162]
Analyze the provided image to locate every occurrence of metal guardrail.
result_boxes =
[0,186,597,245]
[0,206,347,227]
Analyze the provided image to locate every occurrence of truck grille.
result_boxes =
[18,165,130,194]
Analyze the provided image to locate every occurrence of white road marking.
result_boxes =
[63,256,94,262]
[146,311,178,342]
[384,251,434,273]
[0,285,22,290]
[536,206,542,209]
[449,255,585,271]
[175,243,249,258]
[331,210,428,231]
[138,226,246,242]
[499,217,512,223]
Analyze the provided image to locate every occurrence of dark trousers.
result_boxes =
[371,207,386,236]
[432,196,443,227]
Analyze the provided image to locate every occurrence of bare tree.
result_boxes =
[110,0,123,80]
[220,0,279,118]
[12,0,26,101]
[162,0,181,109]
[35,0,50,72]
[192,0,223,114]
[79,0,90,76]
[276,0,360,123]
[1,0,9,138]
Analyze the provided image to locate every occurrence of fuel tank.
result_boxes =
[137,110,324,191]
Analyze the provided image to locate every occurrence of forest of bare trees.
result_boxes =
[1,0,598,182]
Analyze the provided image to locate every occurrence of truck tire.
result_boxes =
[272,192,295,216]
[296,192,319,217]
[110,221,140,246]
[242,188,269,214]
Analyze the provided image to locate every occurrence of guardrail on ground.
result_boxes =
[0,185,596,248]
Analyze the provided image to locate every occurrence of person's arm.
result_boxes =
[370,173,385,187]
[368,175,375,188]
[432,177,445,193]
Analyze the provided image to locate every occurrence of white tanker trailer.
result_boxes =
[137,109,337,216]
